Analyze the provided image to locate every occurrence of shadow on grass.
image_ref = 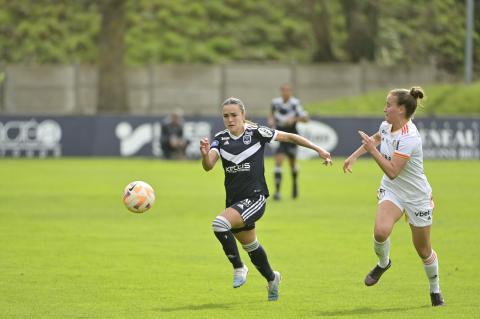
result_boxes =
[157,303,231,313]
[317,305,430,317]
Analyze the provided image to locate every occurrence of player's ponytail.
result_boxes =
[390,86,425,119]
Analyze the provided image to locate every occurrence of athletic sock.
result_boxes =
[292,167,298,197]
[212,216,243,269]
[423,250,440,293]
[374,237,390,268]
[274,167,282,194]
[243,239,275,282]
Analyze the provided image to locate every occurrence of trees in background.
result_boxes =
[98,0,127,113]
[0,0,474,73]
[0,0,477,110]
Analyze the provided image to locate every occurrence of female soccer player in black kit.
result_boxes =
[268,84,309,200]
[200,97,332,301]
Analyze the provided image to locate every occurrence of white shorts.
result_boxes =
[377,188,434,227]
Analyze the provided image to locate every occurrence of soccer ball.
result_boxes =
[123,181,155,213]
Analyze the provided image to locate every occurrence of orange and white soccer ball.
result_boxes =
[123,181,155,213]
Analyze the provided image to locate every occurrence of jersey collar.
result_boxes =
[228,125,247,140]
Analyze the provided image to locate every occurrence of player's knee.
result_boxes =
[415,246,432,259]
[374,228,390,242]
[242,239,259,252]
[212,216,231,233]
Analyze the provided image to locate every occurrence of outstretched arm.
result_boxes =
[275,131,332,165]
[199,137,219,171]
[343,132,381,173]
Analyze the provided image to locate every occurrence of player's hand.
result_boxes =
[318,150,333,166]
[267,117,275,128]
[285,117,297,126]
[199,137,210,156]
[343,156,356,173]
[358,130,376,153]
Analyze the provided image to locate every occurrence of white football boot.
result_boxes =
[233,264,248,288]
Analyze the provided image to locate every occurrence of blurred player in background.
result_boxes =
[161,109,189,159]
[268,84,309,200]
[200,97,331,301]
[343,87,445,307]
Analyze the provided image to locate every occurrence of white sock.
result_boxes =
[423,250,440,293]
[374,237,390,268]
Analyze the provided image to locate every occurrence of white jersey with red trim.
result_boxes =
[378,120,432,202]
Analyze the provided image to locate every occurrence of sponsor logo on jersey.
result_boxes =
[221,137,230,141]
[258,127,273,138]
[225,162,251,173]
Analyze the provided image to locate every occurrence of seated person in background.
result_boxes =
[161,110,189,159]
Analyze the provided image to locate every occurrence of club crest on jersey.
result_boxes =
[243,131,252,145]
[258,127,274,138]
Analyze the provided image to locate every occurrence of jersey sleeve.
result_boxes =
[378,121,389,135]
[255,126,278,144]
[294,101,307,117]
[271,100,277,114]
[210,135,221,156]
[394,134,420,159]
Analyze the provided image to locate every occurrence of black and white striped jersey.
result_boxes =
[210,125,277,206]
[271,96,306,133]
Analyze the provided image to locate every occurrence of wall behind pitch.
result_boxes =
[0,115,478,159]
[2,63,437,116]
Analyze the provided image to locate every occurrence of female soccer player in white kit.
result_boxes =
[343,87,445,307]
[200,97,332,301]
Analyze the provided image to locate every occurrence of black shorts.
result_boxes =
[275,142,297,158]
[229,195,267,233]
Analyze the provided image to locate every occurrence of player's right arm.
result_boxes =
[200,137,219,171]
[343,132,381,173]
[267,103,276,128]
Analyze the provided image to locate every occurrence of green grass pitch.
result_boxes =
[0,158,478,319]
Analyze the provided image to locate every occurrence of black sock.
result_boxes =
[292,169,298,197]
[274,171,282,193]
[214,231,243,268]
[248,245,275,281]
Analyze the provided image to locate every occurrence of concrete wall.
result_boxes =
[2,62,437,116]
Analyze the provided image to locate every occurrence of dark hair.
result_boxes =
[390,86,424,118]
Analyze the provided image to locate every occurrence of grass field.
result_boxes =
[1,158,479,319]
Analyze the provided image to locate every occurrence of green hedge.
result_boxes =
[305,82,480,117]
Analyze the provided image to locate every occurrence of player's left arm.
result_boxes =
[358,131,408,179]
[275,131,332,165]
[295,103,309,123]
